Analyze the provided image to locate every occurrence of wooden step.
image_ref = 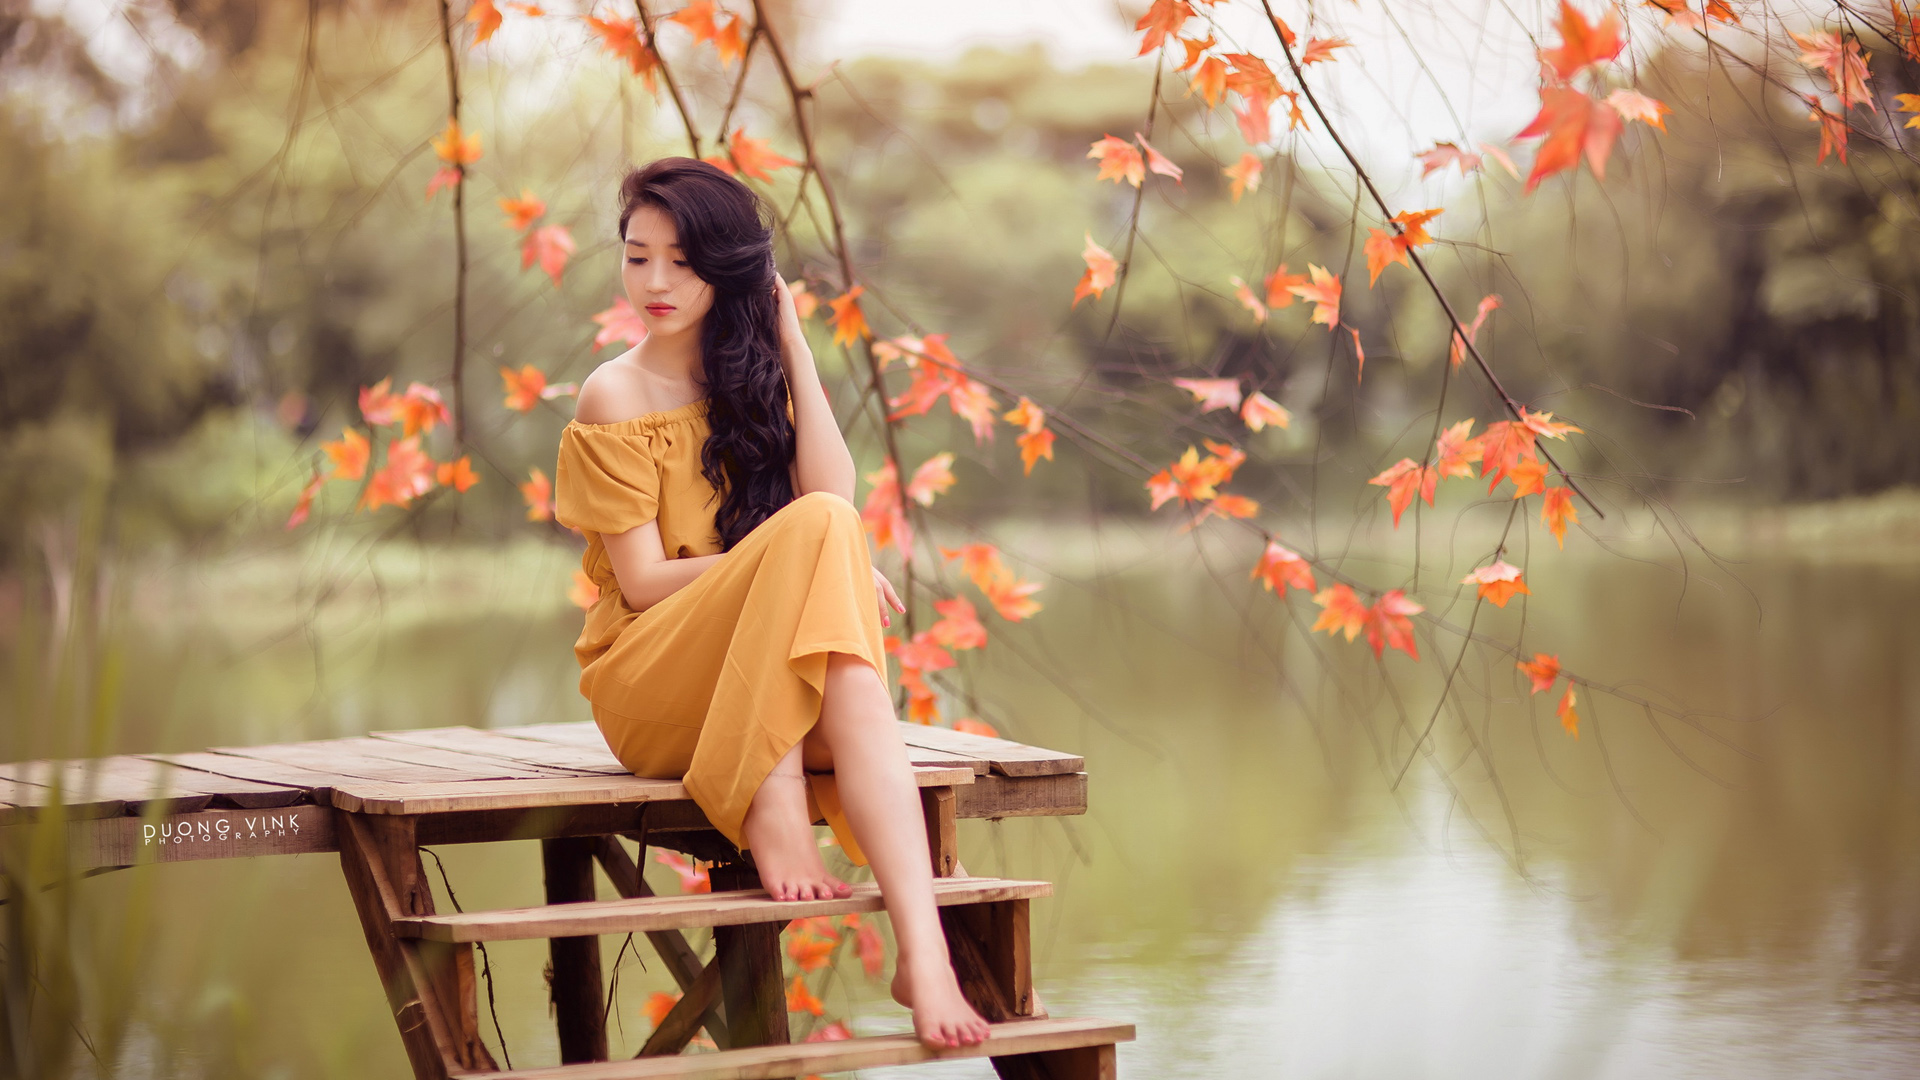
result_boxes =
[458,1016,1134,1080]
[395,876,1052,943]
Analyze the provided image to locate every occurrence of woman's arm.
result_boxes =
[775,278,857,502]
[601,519,722,612]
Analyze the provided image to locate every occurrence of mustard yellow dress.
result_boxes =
[553,399,886,864]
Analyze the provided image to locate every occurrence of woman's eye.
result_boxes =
[675,260,689,267]
[627,257,645,265]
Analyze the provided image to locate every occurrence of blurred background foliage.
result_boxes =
[0,0,1916,573]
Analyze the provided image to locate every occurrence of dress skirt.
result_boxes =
[581,490,888,864]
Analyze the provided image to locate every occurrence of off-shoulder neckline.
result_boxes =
[565,398,709,432]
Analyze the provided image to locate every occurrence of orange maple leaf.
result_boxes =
[1606,88,1671,130]
[431,118,483,166]
[1176,33,1215,72]
[644,991,680,1027]
[1173,377,1243,412]
[1251,539,1316,593]
[1263,264,1307,308]
[1517,652,1561,694]
[1134,0,1194,55]
[359,378,399,425]
[1299,37,1352,66]
[1809,103,1850,164]
[929,596,987,650]
[905,452,956,506]
[1433,419,1484,479]
[1364,589,1424,661]
[1540,486,1579,548]
[724,128,800,181]
[520,467,553,521]
[521,224,575,285]
[654,850,710,893]
[1461,559,1530,607]
[1520,407,1583,440]
[852,918,885,977]
[981,573,1044,621]
[1478,421,1538,491]
[286,470,325,530]
[322,427,370,481]
[466,0,502,46]
[567,568,599,610]
[1517,86,1622,192]
[1540,0,1624,81]
[1240,390,1291,431]
[1136,132,1183,183]
[1191,56,1229,109]
[361,435,437,512]
[498,189,545,231]
[1311,583,1369,642]
[1449,294,1502,369]
[954,717,998,737]
[1286,264,1342,328]
[827,284,871,346]
[1416,141,1482,178]
[1792,30,1874,113]
[860,458,911,554]
[1368,458,1436,527]
[1087,134,1145,187]
[786,933,836,973]
[1015,427,1055,475]
[1558,683,1580,738]
[584,15,659,87]
[502,365,548,412]
[436,455,480,493]
[392,382,450,438]
[1073,234,1118,307]
[1229,274,1266,322]
[1507,456,1549,499]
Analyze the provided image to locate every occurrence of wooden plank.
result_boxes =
[394,878,1053,944]
[485,722,612,750]
[0,776,126,825]
[942,900,1032,1021]
[0,757,215,816]
[129,752,313,807]
[544,836,608,1064]
[707,863,787,1050]
[369,727,629,775]
[138,750,347,801]
[995,1042,1116,1080]
[903,745,989,776]
[334,765,972,818]
[69,805,335,869]
[896,725,1083,778]
[474,1016,1135,1080]
[955,773,1087,820]
[209,735,590,784]
[923,786,958,878]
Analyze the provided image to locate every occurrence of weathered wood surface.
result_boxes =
[472,1017,1136,1080]
[706,863,787,1050]
[394,877,1054,944]
[896,726,1085,777]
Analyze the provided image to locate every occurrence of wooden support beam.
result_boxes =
[940,899,1033,1022]
[592,835,729,1049]
[336,812,496,1080]
[542,835,608,1064]
[707,863,789,1050]
[636,954,722,1057]
[994,1041,1118,1080]
[922,786,957,878]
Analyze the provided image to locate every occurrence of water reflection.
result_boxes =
[18,541,1920,1078]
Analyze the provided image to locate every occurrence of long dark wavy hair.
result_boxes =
[617,157,797,551]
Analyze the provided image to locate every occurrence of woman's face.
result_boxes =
[622,203,714,340]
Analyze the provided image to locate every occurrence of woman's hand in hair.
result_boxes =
[872,566,905,629]
[771,275,813,377]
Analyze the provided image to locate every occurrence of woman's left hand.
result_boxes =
[872,566,905,628]
[771,276,811,375]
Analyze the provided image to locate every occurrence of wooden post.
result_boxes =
[541,835,606,1063]
[922,785,958,878]
[591,834,729,1048]
[337,812,497,1079]
[708,862,790,1049]
[994,1043,1117,1080]
[940,898,1033,1020]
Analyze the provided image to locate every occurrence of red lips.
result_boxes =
[645,303,676,314]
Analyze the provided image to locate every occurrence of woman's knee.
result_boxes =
[770,490,859,535]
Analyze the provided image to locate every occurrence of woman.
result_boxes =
[553,157,991,1051]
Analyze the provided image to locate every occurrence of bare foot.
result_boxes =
[890,955,992,1050]
[740,775,852,902]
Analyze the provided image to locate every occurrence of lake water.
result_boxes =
[14,530,1920,1079]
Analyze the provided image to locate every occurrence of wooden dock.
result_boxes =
[0,720,1132,1079]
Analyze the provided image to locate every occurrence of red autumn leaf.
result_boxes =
[1240,389,1291,431]
[1364,589,1424,661]
[827,284,871,346]
[654,850,710,893]
[466,0,502,46]
[1461,559,1530,607]
[1416,141,1482,178]
[591,297,647,350]
[1172,377,1243,412]
[396,382,450,437]
[1645,0,1738,27]
[499,188,545,231]
[1136,133,1183,183]
[1299,37,1352,66]
[1361,210,1442,287]
[723,128,800,181]
[567,568,599,610]
[1449,294,1502,368]
[1263,264,1307,309]
[358,377,399,426]
[1235,97,1273,145]
[1368,458,1436,527]
[323,427,370,480]
[584,15,659,87]
[1517,87,1623,192]
[431,118,483,166]
[905,452,956,506]
[1015,427,1055,475]
[521,224,575,285]
[938,542,1009,593]
[1606,88,1672,131]
[1134,0,1194,56]
[1507,456,1550,499]
[1229,272,1267,321]
[1145,445,1223,509]
[362,435,438,512]
[505,1,543,13]
[1478,421,1538,491]
[1541,485,1579,548]
[929,596,987,650]
[1190,493,1259,530]
[644,991,680,1027]
[852,918,885,977]
[806,1021,855,1043]
[1517,652,1561,693]
[786,932,836,973]
[501,365,546,412]
[1520,407,1583,440]
[436,455,479,493]
[785,975,825,1016]
[520,466,553,521]
[1073,234,1118,306]
[954,717,997,738]
[1312,583,1370,642]
[1349,327,1366,382]
[1558,683,1581,738]
[1176,33,1214,72]
[1251,539,1316,593]
[981,574,1044,621]
[1190,55,1230,109]
[425,167,461,202]
[1433,419,1484,479]
[1540,0,1624,81]
[286,470,325,530]
[1809,103,1850,164]
[1222,53,1281,107]
[1286,264,1342,328]
[1087,134,1145,187]
[1792,30,1874,113]
[860,458,911,554]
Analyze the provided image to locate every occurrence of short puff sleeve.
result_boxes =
[555,425,660,535]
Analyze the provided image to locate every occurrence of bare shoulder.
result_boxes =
[573,351,650,425]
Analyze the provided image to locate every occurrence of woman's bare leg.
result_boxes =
[810,650,990,1049]
[740,738,852,902]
